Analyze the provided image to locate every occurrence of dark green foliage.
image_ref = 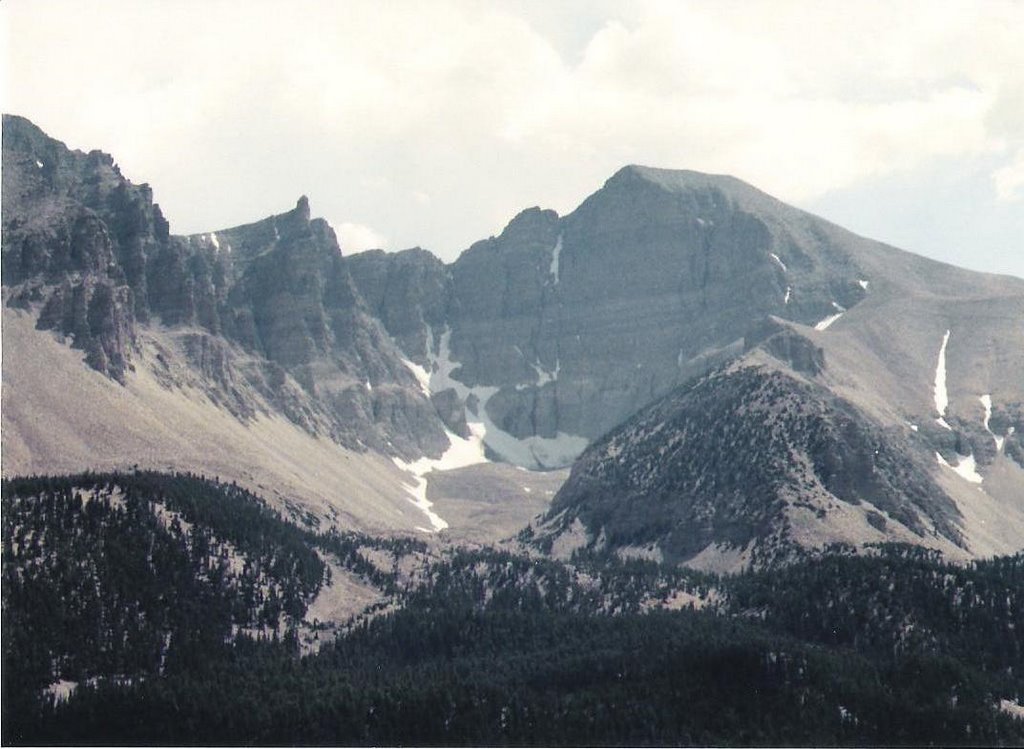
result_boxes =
[1,471,325,720]
[542,366,959,564]
[313,528,425,595]
[721,544,1024,682]
[4,474,1023,746]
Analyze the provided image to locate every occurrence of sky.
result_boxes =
[2,0,1022,278]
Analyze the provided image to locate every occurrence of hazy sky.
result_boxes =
[3,1,1022,278]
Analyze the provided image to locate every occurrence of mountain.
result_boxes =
[3,115,1023,564]
[2,114,558,538]
[350,166,1023,469]
[5,115,1024,745]
[531,229,1024,568]
[2,114,449,454]
[348,163,1024,568]
[351,165,878,466]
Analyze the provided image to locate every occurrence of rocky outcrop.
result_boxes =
[36,275,136,381]
[2,115,448,458]
[347,247,452,361]
[744,317,825,375]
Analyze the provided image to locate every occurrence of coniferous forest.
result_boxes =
[3,472,1023,746]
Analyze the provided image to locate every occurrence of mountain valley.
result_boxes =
[3,114,1023,745]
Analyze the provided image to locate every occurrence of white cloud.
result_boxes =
[335,222,386,254]
[2,0,1022,274]
[994,150,1024,202]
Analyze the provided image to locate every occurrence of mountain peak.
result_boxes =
[609,164,772,203]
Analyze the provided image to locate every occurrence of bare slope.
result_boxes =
[535,322,1024,571]
[1,306,558,538]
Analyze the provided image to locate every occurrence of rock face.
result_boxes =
[347,166,885,467]
[349,165,1022,475]
[1,114,447,457]
[347,247,451,361]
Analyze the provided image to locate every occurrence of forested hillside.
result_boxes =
[4,472,1023,745]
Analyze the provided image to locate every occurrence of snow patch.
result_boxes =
[936,451,983,485]
[769,252,787,272]
[391,357,492,530]
[980,394,1005,451]
[426,326,587,469]
[549,233,563,283]
[934,330,952,429]
[392,425,488,532]
[814,312,843,331]
[35,159,44,169]
[857,279,869,290]
[530,358,559,387]
[783,286,791,305]
[401,358,432,396]
[45,680,78,702]
[208,232,220,250]
[1001,699,1024,719]
[814,302,847,329]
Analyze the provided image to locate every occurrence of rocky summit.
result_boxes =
[3,114,1023,564]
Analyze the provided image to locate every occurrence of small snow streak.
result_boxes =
[549,234,563,284]
[35,159,44,169]
[980,394,1005,451]
[784,286,791,305]
[401,358,432,396]
[814,312,843,331]
[814,301,846,330]
[530,359,559,387]
[933,330,951,429]
[769,253,787,272]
